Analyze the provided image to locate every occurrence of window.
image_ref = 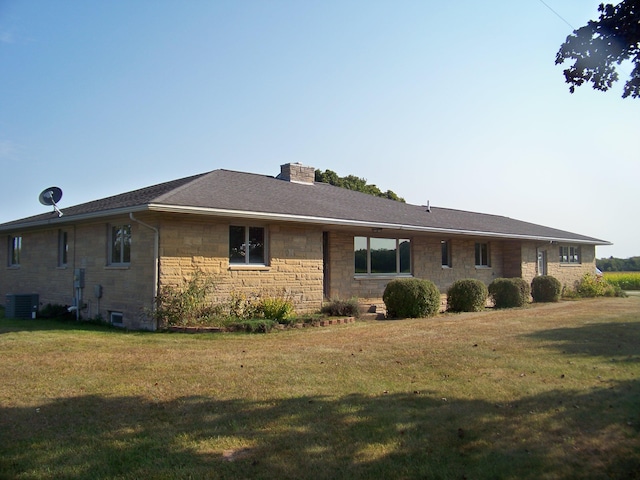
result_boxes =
[229,226,265,265]
[441,240,451,267]
[475,242,490,267]
[8,235,21,266]
[559,246,580,264]
[354,236,411,275]
[109,224,131,265]
[110,311,124,327]
[58,230,68,267]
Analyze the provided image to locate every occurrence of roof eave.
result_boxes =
[0,205,148,232]
[148,204,612,246]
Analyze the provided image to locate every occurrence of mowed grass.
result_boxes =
[604,271,640,290]
[1,298,639,480]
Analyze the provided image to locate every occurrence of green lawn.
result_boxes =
[1,298,639,479]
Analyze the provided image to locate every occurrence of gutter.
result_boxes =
[129,212,159,330]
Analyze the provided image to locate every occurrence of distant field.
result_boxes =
[604,271,640,290]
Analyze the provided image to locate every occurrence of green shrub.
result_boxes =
[531,275,562,303]
[154,270,216,327]
[488,278,529,309]
[230,319,277,333]
[446,279,488,313]
[383,278,440,318]
[321,298,361,317]
[571,273,627,298]
[259,296,294,321]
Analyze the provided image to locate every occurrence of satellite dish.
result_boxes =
[39,187,63,217]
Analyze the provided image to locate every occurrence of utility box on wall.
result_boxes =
[5,294,39,319]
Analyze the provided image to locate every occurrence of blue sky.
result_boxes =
[0,1,637,258]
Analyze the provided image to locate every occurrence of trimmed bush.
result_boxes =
[383,278,440,318]
[531,275,562,303]
[321,298,361,317]
[447,279,488,313]
[488,278,530,309]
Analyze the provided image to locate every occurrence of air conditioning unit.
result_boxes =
[5,294,39,319]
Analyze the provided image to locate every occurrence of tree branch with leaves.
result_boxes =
[555,0,640,98]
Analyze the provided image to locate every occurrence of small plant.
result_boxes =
[321,298,361,317]
[531,275,562,303]
[230,319,277,333]
[154,270,216,327]
[488,278,530,308]
[383,278,440,318]
[447,279,488,313]
[259,296,294,321]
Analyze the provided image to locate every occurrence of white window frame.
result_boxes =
[354,236,411,276]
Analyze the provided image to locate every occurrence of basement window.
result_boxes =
[355,236,411,276]
[110,311,124,327]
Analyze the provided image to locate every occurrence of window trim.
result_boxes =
[108,224,131,266]
[8,235,21,267]
[354,236,412,277]
[474,242,490,267]
[229,225,267,266]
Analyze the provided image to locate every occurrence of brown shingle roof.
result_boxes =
[0,169,609,244]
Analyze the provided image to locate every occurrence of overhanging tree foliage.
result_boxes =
[315,169,405,202]
[555,0,640,98]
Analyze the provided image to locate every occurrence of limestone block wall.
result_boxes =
[158,217,324,315]
[326,232,507,306]
[1,215,158,329]
[544,243,596,289]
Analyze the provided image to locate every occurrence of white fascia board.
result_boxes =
[148,204,612,246]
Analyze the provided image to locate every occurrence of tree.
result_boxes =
[555,1,640,98]
[314,169,405,202]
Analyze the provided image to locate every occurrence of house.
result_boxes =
[1,163,610,329]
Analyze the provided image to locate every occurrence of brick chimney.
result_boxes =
[279,163,315,185]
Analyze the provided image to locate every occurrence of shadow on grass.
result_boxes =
[524,321,640,360]
[1,382,639,479]
[0,317,130,335]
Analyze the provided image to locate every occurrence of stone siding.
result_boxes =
[157,217,324,315]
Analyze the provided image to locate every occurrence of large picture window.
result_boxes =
[229,226,265,265]
[8,235,21,266]
[559,246,580,264]
[354,236,411,276]
[109,224,131,265]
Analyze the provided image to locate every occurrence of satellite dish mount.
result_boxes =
[39,187,64,217]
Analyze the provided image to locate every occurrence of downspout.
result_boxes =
[129,213,159,330]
